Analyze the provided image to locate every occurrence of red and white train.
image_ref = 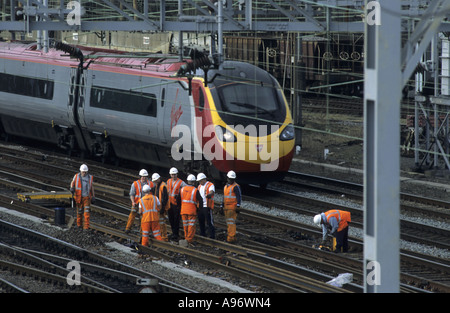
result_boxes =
[0,41,295,185]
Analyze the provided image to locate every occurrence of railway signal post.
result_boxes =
[363,0,401,292]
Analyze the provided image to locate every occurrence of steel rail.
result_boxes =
[285,171,450,218]
[90,223,310,292]
[0,144,448,292]
[0,277,30,293]
[242,187,450,251]
[0,260,112,293]
[0,219,194,293]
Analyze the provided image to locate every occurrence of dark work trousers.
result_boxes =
[198,206,215,239]
[168,203,181,239]
[335,226,349,252]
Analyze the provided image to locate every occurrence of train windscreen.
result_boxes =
[218,82,279,117]
[207,61,287,127]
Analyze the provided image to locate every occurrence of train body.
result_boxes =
[0,41,295,184]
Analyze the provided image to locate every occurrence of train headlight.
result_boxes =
[280,124,295,141]
[215,125,237,142]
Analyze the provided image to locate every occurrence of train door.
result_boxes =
[159,79,187,146]
[158,80,168,144]
[67,66,88,152]
[191,82,206,157]
[76,70,88,128]
[67,67,87,127]
[67,67,78,126]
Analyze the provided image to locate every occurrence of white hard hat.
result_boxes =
[169,167,178,175]
[80,164,88,172]
[227,170,236,179]
[152,173,161,182]
[313,214,322,226]
[187,174,196,182]
[139,169,149,177]
[197,173,207,181]
[143,184,151,193]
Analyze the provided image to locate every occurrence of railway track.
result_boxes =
[0,191,357,293]
[284,171,450,219]
[0,219,193,293]
[276,171,450,249]
[243,184,450,252]
[0,143,448,292]
[235,209,450,292]
[0,168,343,291]
[302,97,415,117]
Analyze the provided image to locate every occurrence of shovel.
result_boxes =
[67,195,75,229]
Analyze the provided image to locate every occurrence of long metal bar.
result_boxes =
[363,0,401,293]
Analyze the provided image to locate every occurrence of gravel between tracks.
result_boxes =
[1,115,450,292]
[0,207,254,293]
[1,151,449,292]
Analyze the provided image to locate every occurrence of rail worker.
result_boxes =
[167,167,186,241]
[180,174,203,244]
[125,169,153,234]
[138,184,162,245]
[152,172,169,241]
[197,173,216,239]
[314,210,351,253]
[70,164,95,230]
[222,170,241,243]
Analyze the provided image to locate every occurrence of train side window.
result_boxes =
[145,94,157,117]
[161,87,165,107]
[198,87,204,111]
[91,86,157,117]
[0,72,54,100]
[193,86,204,112]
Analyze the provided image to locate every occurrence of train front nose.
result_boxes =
[218,124,294,172]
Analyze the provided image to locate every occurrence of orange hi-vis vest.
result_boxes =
[73,173,93,203]
[200,181,214,209]
[324,210,351,232]
[180,185,198,215]
[223,183,239,207]
[133,179,154,204]
[167,178,183,205]
[139,194,159,223]
[158,181,170,211]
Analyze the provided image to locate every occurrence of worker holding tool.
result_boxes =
[166,167,186,241]
[196,173,215,239]
[125,169,153,234]
[314,210,351,253]
[222,170,241,243]
[138,184,162,245]
[70,164,95,230]
[152,172,169,241]
[180,174,203,245]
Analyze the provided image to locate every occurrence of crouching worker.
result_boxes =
[314,209,351,253]
[139,185,162,245]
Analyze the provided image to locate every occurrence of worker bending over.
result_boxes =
[314,210,351,253]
